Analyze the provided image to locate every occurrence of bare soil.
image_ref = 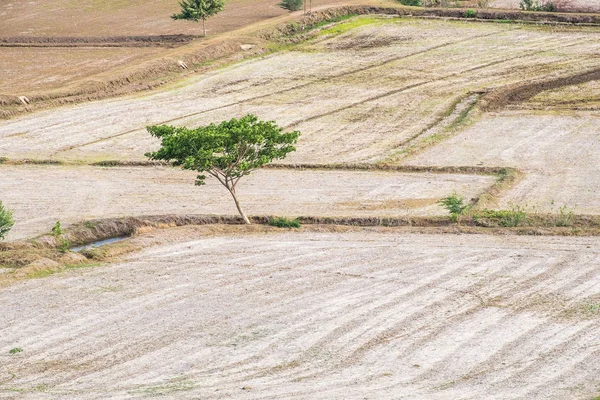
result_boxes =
[0,227,598,398]
[409,110,600,214]
[0,165,493,240]
[1,18,598,164]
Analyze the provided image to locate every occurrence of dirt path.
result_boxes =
[1,228,598,398]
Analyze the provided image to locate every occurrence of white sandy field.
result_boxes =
[0,165,493,241]
[0,229,599,398]
[0,16,599,400]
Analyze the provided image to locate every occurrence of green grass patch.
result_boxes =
[318,16,383,37]
[269,217,301,228]
[473,206,528,227]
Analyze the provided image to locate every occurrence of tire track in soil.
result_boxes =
[51,28,512,156]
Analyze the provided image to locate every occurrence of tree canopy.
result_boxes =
[172,0,225,36]
[146,114,300,224]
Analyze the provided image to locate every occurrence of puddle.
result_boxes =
[71,236,128,252]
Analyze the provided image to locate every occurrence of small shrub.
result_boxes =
[84,221,96,229]
[465,8,477,17]
[279,0,303,11]
[51,221,70,253]
[397,0,421,6]
[57,238,71,254]
[0,201,14,241]
[9,347,23,355]
[553,204,574,227]
[438,193,469,223]
[473,205,528,227]
[51,221,63,237]
[269,217,301,228]
[519,0,557,11]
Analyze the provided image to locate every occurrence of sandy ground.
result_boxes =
[1,19,599,164]
[0,228,598,398]
[409,111,600,214]
[0,165,493,240]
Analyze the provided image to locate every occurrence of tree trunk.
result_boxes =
[228,189,251,224]
[202,18,206,37]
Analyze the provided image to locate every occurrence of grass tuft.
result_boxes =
[269,217,301,228]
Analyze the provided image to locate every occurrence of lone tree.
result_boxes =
[172,0,224,37]
[146,114,300,224]
[0,201,14,241]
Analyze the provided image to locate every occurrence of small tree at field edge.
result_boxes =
[146,114,300,224]
[172,0,225,37]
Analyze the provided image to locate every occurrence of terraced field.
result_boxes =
[1,228,599,398]
[2,19,599,164]
[0,165,493,240]
[1,14,599,400]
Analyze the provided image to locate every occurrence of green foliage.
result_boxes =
[279,0,303,11]
[57,238,71,254]
[172,0,225,36]
[0,201,14,241]
[51,221,70,253]
[51,221,63,237]
[269,217,301,228]
[465,8,477,17]
[9,347,23,355]
[473,205,528,227]
[146,114,300,224]
[519,0,557,11]
[439,193,469,222]
[554,205,574,227]
[397,0,421,6]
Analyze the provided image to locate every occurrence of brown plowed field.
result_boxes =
[1,228,599,398]
[0,165,493,240]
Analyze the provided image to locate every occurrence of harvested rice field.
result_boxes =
[1,12,600,400]
[0,165,493,240]
[1,228,599,398]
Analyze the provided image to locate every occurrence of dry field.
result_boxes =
[1,17,599,216]
[0,0,352,97]
[0,165,493,240]
[0,47,167,94]
[1,15,600,400]
[410,110,600,213]
[1,228,599,398]
[2,19,599,163]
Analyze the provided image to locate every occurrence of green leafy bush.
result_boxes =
[0,201,14,241]
[279,0,303,11]
[465,8,477,17]
[438,193,469,222]
[51,220,70,252]
[269,217,301,228]
[397,0,421,6]
[51,221,63,237]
